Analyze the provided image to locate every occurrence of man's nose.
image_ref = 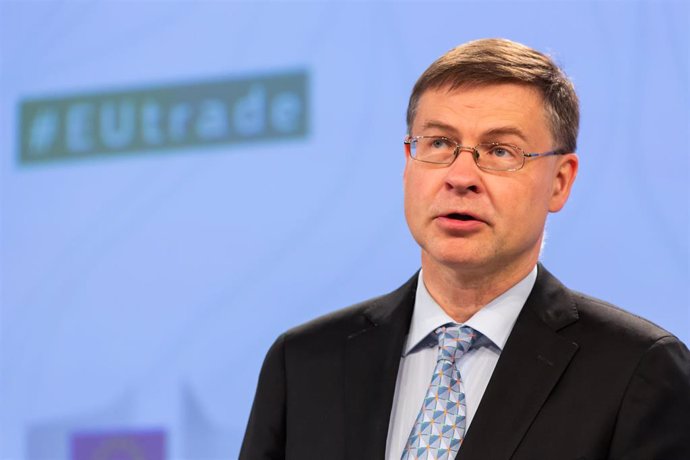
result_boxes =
[444,148,482,193]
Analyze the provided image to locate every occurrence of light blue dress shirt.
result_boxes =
[385,266,538,460]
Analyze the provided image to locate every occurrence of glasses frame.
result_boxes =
[404,135,570,172]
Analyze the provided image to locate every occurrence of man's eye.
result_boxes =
[430,138,451,149]
[488,145,517,158]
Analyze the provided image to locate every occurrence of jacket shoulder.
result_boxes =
[283,273,418,345]
[571,289,679,345]
[532,265,680,348]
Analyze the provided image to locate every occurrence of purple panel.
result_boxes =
[71,430,165,460]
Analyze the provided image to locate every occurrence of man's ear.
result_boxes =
[403,138,412,180]
[549,153,579,212]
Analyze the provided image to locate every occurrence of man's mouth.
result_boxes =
[446,213,477,221]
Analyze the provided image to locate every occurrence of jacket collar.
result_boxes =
[458,264,580,459]
[344,273,418,459]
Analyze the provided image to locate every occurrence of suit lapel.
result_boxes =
[344,275,417,460]
[458,265,580,460]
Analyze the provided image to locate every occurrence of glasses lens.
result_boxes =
[410,137,455,164]
[476,143,523,171]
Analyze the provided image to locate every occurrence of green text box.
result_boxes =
[19,70,308,164]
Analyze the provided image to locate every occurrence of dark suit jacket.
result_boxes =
[240,266,690,459]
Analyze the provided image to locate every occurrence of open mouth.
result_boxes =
[446,213,477,221]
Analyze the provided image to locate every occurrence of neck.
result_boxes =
[420,255,537,323]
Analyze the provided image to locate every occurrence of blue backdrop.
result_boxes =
[1,1,688,459]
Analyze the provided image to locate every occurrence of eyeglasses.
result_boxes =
[404,135,569,172]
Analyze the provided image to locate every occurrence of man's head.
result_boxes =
[403,39,579,282]
[407,38,579,154]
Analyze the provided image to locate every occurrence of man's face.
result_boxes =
[403,84,578,277]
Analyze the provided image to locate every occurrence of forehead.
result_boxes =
[412,83,551,142]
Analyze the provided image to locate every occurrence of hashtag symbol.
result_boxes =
[28,108,59,156]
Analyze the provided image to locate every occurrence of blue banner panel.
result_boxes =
[71,430,165,460]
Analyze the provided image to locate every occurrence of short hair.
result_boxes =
[406,38,579,152]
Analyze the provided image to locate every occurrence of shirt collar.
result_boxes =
[403,265,538,356]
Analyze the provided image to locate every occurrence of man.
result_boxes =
[240,38,690,459]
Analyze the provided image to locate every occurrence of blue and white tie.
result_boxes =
[401,324,476,460]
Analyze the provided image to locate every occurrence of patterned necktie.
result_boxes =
[401,324,476,460]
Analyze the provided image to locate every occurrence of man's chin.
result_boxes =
[421,246,494,272]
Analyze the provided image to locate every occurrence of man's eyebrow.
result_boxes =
[480,126,529,143]
[415,122,531,144]
[416,121,460,136]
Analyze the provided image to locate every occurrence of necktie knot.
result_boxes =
[435,324,476,363]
